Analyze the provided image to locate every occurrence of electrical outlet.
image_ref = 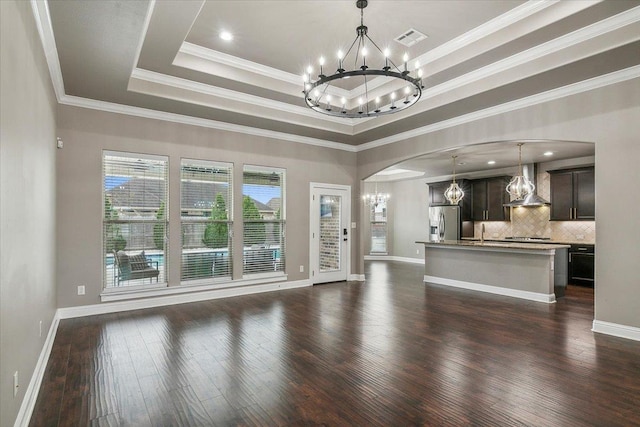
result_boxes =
[351,222,357,229]
[416,249,420,255]
[13,371,19,397]
[576,234,585,240]
[39,320,43,337]
[492,233,499,238]
[77,285,85,295]
[299,265,304,273]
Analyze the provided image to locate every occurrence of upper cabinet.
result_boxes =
[549,167,595,221]
[471,177,511,221]
[428,179,471,221]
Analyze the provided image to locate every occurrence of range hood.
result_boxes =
[503,164,550,207]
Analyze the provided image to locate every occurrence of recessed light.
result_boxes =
[487,160,496,165]
[219,31,233,41]
[543,151,553,156]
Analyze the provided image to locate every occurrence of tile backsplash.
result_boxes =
[472,167,595,243]
[474,216,595,243]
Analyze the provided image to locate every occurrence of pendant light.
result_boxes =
[506,143,535,200]
[444,155,464,204]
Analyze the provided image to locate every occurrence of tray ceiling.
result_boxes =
[41,0,640,150]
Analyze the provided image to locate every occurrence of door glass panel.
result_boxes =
[319,195,341,273]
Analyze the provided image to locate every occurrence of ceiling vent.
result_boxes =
[394,28,428,47]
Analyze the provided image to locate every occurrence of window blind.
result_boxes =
[181,160,233,281]
[103,152,168,288]
[242,166,285,276]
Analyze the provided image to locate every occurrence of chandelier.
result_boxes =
[444,155,464,204]
[506,143,535,200]
[303,0,424,118]
[363,181,389,207]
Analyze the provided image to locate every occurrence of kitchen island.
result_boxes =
[416,240,570,303]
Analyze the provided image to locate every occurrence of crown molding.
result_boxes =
[32,0,639,154]
[425,5,640,102]
[180,41,323,91]
[179,1,561,105]
[130,68,358,131]
[58,94,358,152]
[129,0,156,74]
[30,0,64,101]
[355,65,640,152]
[412,0,562,68]
[355,4,640,134]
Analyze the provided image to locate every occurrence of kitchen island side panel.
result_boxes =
[423,246,554,295]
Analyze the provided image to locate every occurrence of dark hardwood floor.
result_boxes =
[30,261,640,426]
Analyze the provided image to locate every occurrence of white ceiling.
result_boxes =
[39,0,640,149]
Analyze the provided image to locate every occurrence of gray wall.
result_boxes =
[391,179,429,260]
[357,77,640,329]
[56,105,358,307]
[363,178,429,261]
[0,1,58,425]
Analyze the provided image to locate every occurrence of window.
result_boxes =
[103,152,168,289]
[180,160,233,281]
[242,166,285,276]
[370,200,387,254]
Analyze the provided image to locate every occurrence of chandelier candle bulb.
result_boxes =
[390,92,397,109]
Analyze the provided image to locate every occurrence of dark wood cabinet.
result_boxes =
[471,177,510,221]
[428,181,450,206]
[569,244,595,286]
[428,180,471,221]
[550,167,594,221]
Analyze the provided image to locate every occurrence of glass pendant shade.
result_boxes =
[506,143,535,200]
[506,175,535,200]
[444,182,464,204]
[444,155,464,205]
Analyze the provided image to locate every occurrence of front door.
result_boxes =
[310,184,351,284]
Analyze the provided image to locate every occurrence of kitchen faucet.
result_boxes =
[481,223,485,243]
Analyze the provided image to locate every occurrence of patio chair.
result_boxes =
[113,250,160,286]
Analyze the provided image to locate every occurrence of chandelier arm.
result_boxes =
[363,73,370,114]
[342,35,360,68]
[353,36,365,70]
[364,35,401,73]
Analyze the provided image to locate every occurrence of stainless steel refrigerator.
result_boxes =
[429,206,460,241]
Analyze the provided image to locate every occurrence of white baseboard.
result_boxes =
[14,313,60,427]
[364,255,424,264]
[58,279,311,319]
[592,320,640,341]
[424,275,556,303]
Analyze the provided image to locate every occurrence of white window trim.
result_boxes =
[100,273,288,302]
[102,151,169,291]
